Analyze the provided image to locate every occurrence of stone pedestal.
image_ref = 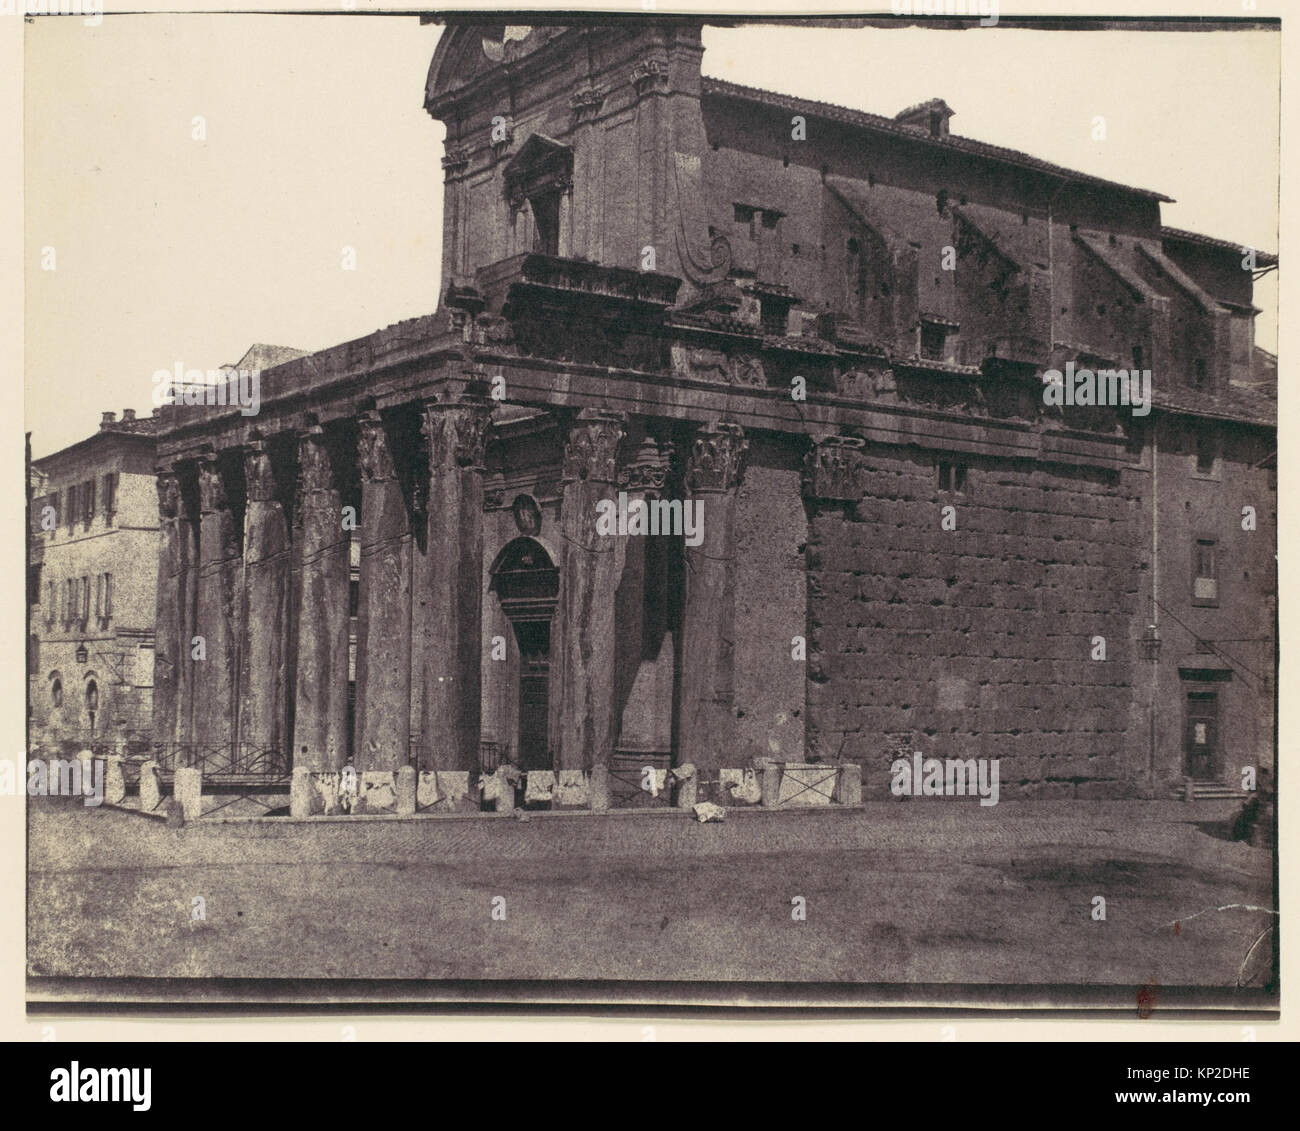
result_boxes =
[837,763,862,807]
[174,766,202,822]
[395,766,417,815]
[139,760,162,813]
[589,764,611,811]
[104,755,126,806]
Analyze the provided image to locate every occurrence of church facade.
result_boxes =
[150,20,1276,809]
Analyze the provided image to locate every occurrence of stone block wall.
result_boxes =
[806,444,1143,798]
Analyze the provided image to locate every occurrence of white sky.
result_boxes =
[25,16,1279,458]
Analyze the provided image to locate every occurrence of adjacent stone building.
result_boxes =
[28,410,160,753]
[149,20,1276,806]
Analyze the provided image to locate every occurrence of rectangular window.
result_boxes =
[530,191,561,257]
[760,300,787,336]
[1193,358,1207,390]
[1196,432,1218,476]
[80,576,90,623]
[1193,538,1218,606]
[103,472,118,525]
[103,572,112,619]
[938,461,969,495]
[84,478,95,526]
[921,321,947,361]
[46,580,55,625]
[95,574,103,618]
[66,484,77,529]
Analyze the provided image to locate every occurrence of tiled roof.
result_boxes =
[1162,227,1278,267]
[702,77,1175,203]
[1151,382,1275,428]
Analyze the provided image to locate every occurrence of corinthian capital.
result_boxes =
[357,411,396,483]
[686,422,747,494]
[243,441,278,503]
[155,468,182,520]
[562,409,626,485]
[196,453,227,514]
[421,396,492,470]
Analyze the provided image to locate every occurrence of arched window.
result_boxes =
[85,678,99,732]
[50,675,63,709]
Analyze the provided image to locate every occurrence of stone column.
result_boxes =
[193,453,242,758]
[354,411,412,772]
[239,441,290,761]
[416,396,491,772]
[151,466,197,749]
[553,409,626,772]
[677,422,747,790]
[290,425,350,772]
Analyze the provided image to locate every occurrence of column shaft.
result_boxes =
[291,426,350,772]
[354,412,412,771]
[239,441,291,761]
[554,410,626,772]
[193,454,241,756]
[416,398,490,772]
[678,423,747,784]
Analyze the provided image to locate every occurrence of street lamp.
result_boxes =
[74,642,88,664]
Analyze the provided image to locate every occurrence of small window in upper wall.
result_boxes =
[1196,431,1218,476]
[920,320,948,361]
[1193,358,1207,390]
[1193,538,1218,606]
[937,461,969,496]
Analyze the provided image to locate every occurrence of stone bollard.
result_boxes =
[104,755,127,806]
[837,764,862,807]
[139,760,162,813]
[589,765,611,812]
[494,774,515,814]
[673,763,697,810]
[174,767,203,822]
[760,760,781,808]
[290,767,314,818]
[395,766,417,816]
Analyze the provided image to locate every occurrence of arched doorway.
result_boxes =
[489,536,559,772]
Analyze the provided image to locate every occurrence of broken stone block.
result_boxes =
[554,769,589,808]
[432,771,472,811]
[524,769,555,804]
[416,770,440,810]
[358,771,397,813]
[778,763,838,807]
[174,766,202,822]
[693,801,726,823]
[721,767,762,804]
[312,772,343,815]
[139,760,162,813]
[760,760,781,808]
